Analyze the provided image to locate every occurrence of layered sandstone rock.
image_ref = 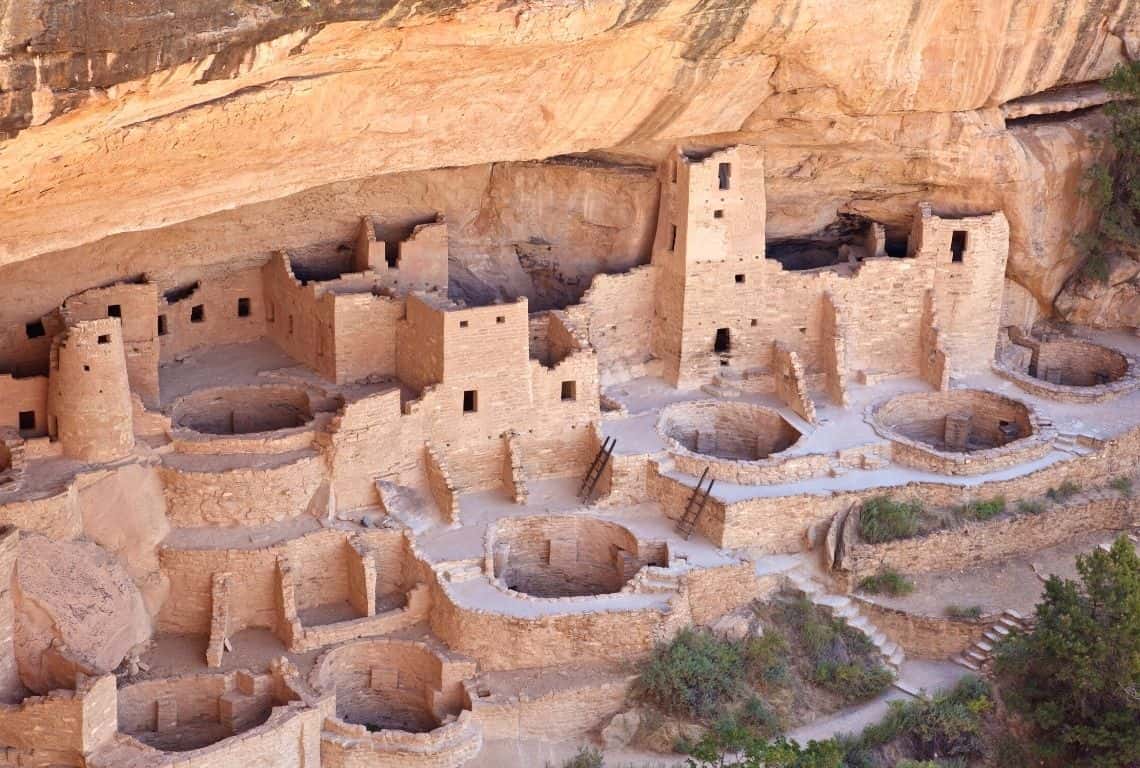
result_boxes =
[13,535,151,693]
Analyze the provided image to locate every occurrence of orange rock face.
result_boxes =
[0,0,1137,330]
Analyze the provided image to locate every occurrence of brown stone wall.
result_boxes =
[684,561,760,626]
[846,494,1135,579]
[0,674,116,755]
[0,483,80,539]
[773,342,815,423]
[262,254,337,380]
[568,266,656,385]
[853,598,987,660]
[158,528,408,636]
[396,295,446,394]
[158,450,326,528]
[0,374,48,437]
[471,675,633,741]
[63,282,161,406]
[819,292,849,406]
[328,389,420,511]
[158,266,268,364]
[333,293,402,383]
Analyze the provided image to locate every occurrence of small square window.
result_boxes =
[463,390,478,413]
[157,315,168,336]
[561,381,577,401]
[190,305,205,323]
[735,274,745,284]
[25,320,45,339]
[97,334,110,344]
[496,316,505,324]
[459,320,469,328]
[107,304,121,318]
[750,319,758,327]
[18,411,35,431]
[714,209,724,219]
[83,364,90,372]
[237,297,251,318]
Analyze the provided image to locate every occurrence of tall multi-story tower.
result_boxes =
[48,318,134,462]
[651,145,766,387]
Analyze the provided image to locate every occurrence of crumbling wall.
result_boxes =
[772,342,815,423]
[0,674,116,757]
[567,266,656,384]
[262,254,337,380]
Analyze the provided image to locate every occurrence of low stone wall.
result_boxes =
[853,597,989,660]
[158,450,326,527]
[467,673,634,741]
[844,492,1135,579]
[714,424,1140,552]
[0,674,117,757]
[319,711,483,768]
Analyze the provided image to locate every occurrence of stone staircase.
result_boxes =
[626,562,686,595]
[786,568,905,671]
[952,609,1030,672]
[1098,530,1140,551]
[1053,431,1095,456]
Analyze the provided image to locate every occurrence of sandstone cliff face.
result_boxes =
[1,0,1137,324]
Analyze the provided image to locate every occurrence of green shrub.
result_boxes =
[857,568,915,597]
[1016,499,1045,515]
[858,496,921,543]
[1110,476,1133,496]
[859,676,992,761]
[556,746,603,768]
[1080,252,1111,283]
[811,661,895,700]
[955,496,1005,521]
[1045,480,1080,502]
[944,604,982,620]
[635,628,746,719]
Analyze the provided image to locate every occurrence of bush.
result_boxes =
[955,496,1005,521]
[858,496,921,543]
[859,676,992,761]
[811,661,895,700]
[944,604,982,620]
[1016,499,1045,515]
[1045,480,1080,502]
[1111,476,1133,496]
[857,568,915,597]
[635,628,747,719]
[557,746,603,768]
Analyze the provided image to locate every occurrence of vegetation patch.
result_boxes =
[1045,480,1081,502]
[857,568,914,597]
[858,497,921,543]
[944,604,982,620]
[954,496,1005,521]
[1110,475,1133,496]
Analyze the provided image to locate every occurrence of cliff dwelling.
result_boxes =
[1,3,1139,766]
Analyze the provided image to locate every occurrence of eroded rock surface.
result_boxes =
[13,535,151,693]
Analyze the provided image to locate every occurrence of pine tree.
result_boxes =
[997,536,1140,766]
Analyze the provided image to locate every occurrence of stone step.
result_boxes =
[888,648,905,667]
[966,649,987,662]
[952,655,981,671]
[998,617,1023,630]
[975,640,993,653]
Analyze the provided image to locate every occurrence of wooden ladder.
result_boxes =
[578,436,616,502]
[675,467,714,540]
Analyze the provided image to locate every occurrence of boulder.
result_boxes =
[601,709,641,749]
[14,535,151,693]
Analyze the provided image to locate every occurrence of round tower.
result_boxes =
[48,318,134,462]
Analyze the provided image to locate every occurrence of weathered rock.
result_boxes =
[13,535,151,693]
[0,0,1136,268]
[601,709,641,749]
[1055,254,1140,328]
[710,608,756,641]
